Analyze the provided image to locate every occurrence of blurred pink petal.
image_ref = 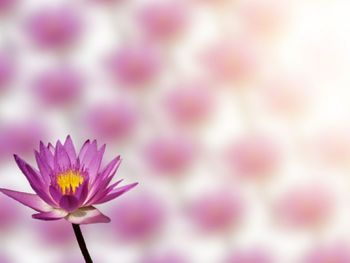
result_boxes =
[303,242,350,263]
[310,128,350,168]
[138,1,188,41]
[144,135,196,176]
[0,121,47,159]
[0,51,15,92]
[202,38,258,84]
[85,101,138,142]
[226,247,273,263]
[165,81,214,126]
[0,196,19,231]
[26,6,82,50]
[32,66,83,107]
[260,75,309,118]
[0,0,17,15]
[238,0,286,37]
[141,251,188,263]
[34,219,74,245]
[111,192,166,242]
[189,190,244,233]
[226,135,280,180]
[276,185,333,229]
[106,44,161,87]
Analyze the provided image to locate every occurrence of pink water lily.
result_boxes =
[0,136,138,224]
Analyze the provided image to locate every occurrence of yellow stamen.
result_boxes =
[56,170,84,195]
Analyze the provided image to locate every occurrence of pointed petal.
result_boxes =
[94,182,138,205]
[80,140,98,168]
[100,156,121,181]
[32,209,68,221]
[85,179,123,205]
[0,188,53,212]
[54,141,71,170]
[78,139,90,160]
[86,144,105,178]
[39,141,54,168]
[63,135,77,164]
[66,206,110,224]
[35,151,51,185]
[14,155,55,206]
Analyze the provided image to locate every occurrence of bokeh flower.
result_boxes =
[141,251,188,263]
[226,135,280,181]
[0,136,138,224]
[85,101,138,142]
[106,44,161,87]
[138,1,188,41]
[33,219,74,245]
[0,195,19,232]
[0,121,47,160]
[26,7,82,50]
[276,185,333,229]
[189,189,244,233]
[144,135,196,176]
[202,39,258,84]
[0,0,17,15]
[164,81,214,126]
[303,242,350,263]
[0,51,15,92]
[259,75,310,119]
[225,247,273,263]
[111,192,166,242]
[32,66,83,107]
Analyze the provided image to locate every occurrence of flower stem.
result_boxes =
[72,224,93,263]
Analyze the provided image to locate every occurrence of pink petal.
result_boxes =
[80,140,98,167]
[32,209,68,221]
[63,135,77,163]
[94,182,138,205]
[13,155,56,206]
[39,141,54,168]
[0,188,53,212]
[86,144,105,177]
[54,140,71,170]
[66,206,110,224]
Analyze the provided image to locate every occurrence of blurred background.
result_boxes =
[1,0,350,262]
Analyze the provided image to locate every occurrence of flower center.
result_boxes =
[56,170,84,195]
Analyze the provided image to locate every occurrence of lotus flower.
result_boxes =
[0,136,138,224]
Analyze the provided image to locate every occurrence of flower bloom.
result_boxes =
[164,81,214,126]
[85,101,138,142]
[141,251,188,263]
[144,136,195,176]
[303,242,350,263]
[138,1,188,41]
[33,219,74,245]
[33,66,83,107]
[0,51,15,92]
[111,192,166,242]
[276,185,333,229]
[189,190,244,233]
[0,121,47,160]
[106,44,161,87]
[0,196,19,232]
[225,247,273,263]
[26,7,82,50]
[0,0,17,15]
[202,39,258,84]
[0,136,138,224]
[226,135,280,180]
